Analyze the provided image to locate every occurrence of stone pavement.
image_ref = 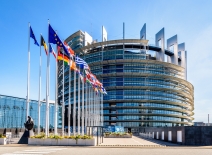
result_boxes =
[0,146,212,155]
[98,136,177,146]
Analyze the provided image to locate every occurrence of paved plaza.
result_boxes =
[99,136,174,146]
[0,146,212,155]
[0,137,212,155]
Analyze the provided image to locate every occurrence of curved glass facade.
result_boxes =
[64,31,194,132]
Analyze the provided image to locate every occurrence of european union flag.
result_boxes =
[48,24,69,57]
[30,26,39,46]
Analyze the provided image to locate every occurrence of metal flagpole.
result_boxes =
[97,94,99,126]
[68,61,71,136]
[90,87,92,127]
[73,69,76,135]
[94,91,95,126]
[96,94,99,126]
[94,92,96,126]
[62,51,65,136]
[46,21,50,137]
[26,22,30,121]
[94,89,95,126]
[88,86,91,127]
[96,92,97,126]
[91,87,94,126]
[99,94,101,126]
[85,82,87,130]
[99,93,101,126]
[77,69,81,135]
[54,44,58,135]
[94,91,96,126]
[48,41,51,136]
[91,88,93,127]
[82,71,84,135]
[101,93,103,126]
[38,34,42,134]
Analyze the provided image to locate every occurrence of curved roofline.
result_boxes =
[75,39,149,53]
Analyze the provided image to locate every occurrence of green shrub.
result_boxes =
[75,135,81,140]
[0,134,6,138]
[68,136,76,139]
[49,134,63,139]
[31,132,46,139]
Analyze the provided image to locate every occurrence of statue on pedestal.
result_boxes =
[24,116,34,131]
[19,116,34,144]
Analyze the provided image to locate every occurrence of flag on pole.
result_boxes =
[75,56,90,70]
[49,44,56,58]
[49,24,70,57]
[41,35,48,55]
[64,41,75,56]
[70,59,77,71]
[30,26,39,46]
[58,52,69,65]
[102,87,107,94]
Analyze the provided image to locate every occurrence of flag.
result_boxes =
[95,79,102,87]
[41,35,48,55]
[30,26,39,46]
[57,52,69,65]
[64,41,75,56]
[90,73,97,82]
[70,59,76,71]
[102,87,107,94]
[79,72,84,83]
[75,56,90,70]
[48,24,70,57]
[49,44,56,58]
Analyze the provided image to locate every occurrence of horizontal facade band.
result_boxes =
[104,120,192,125]
[103,99,194,111]
[89,59,185,72]
[96,72,193,92]
[103,106,194,116]
[104,86,193,103]
[104,113,193,120]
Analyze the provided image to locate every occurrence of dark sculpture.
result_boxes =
[24,116,34,130]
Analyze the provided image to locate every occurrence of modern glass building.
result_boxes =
[63,24,194,132]
[0,94,61,129]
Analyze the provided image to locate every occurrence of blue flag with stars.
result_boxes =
[48,24,69,57]
[30,26,39,46]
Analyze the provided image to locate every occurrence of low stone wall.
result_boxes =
[0,138,6,145]
[28,138,96,146]
[104,135,132,138]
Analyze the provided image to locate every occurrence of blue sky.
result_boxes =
[0,0,212,122]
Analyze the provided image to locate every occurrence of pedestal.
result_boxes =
[18,130,34,144]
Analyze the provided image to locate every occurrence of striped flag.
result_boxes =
[64,41,75,57]
[70,59,77,71]
[41,35,48,55]
[49,44,56,59]
[75,56,90,70]
[58,52,69,65]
